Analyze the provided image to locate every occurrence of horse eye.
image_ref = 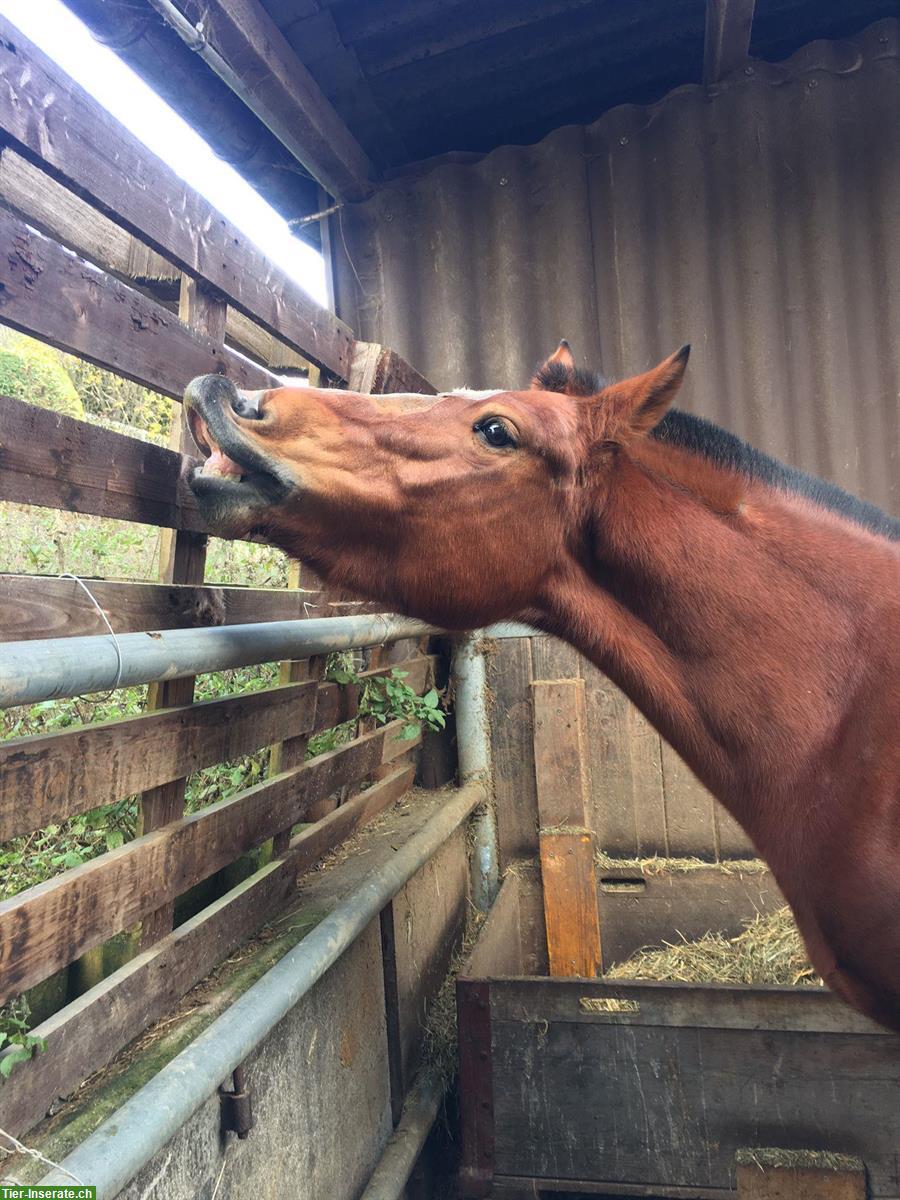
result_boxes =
[475,418,516,449]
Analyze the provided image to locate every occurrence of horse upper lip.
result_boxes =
[182,374,292,500]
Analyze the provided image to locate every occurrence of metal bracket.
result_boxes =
[219,1065,253,1139]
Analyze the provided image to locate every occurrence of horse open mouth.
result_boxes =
[183,374,292,522]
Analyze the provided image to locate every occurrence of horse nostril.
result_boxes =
[231,393,263,420]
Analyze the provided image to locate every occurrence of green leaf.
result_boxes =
[0,1045,33,1078]
[422,689,439,708]
[400,722,420,740]
[105,829,124,851]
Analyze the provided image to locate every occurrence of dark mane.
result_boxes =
[654,409,899,541]
[544,360,898,540]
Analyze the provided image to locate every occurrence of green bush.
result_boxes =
[0,343,84,419]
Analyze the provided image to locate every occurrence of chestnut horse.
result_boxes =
[183,347,900,1031]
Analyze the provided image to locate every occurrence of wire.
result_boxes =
[0,1124,86,1187]
[58,574,125,697]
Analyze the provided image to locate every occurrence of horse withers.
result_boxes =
[183,349,900,1031]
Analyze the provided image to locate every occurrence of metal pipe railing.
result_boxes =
[0,614,436,706]
[0,617,540,707]
[452,633,499,911]
[358,1067,444,1200]
[39,780,486,1197]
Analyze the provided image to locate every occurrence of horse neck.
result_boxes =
[540,447,884,836]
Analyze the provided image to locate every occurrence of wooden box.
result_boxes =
[457,867,900,1198]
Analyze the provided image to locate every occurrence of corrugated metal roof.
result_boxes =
[262,0,899,170]
[333,19,899,513]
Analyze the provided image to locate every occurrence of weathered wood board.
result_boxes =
[532,679,602,978]
[457,875,900,1199]
[487,984,899,1196]
[0,19,355,377]
[0,392,203,530]
[0,766,413,1140]
[0,720,419,1002]
[0,209,274,396]
[489,635,756,863]
[0,575,379,642]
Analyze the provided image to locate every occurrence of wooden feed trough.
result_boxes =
[457,866,900,1199]
[457,680,900,1199]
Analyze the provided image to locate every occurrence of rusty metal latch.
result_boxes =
[219,1065,253,1139]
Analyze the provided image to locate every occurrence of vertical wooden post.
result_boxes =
[137,276,221,948]
[265,560,326,853]
[532,678,602,977]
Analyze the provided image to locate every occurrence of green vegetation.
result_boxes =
[0,998,47,1079]
[0,334,84,420]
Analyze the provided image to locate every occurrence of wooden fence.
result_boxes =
[0,15,444,1141]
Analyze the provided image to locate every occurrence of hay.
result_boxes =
[735,1148,863,1172]
[421,907,485,1086]
[595,851,768,876]
[607,906,822,988]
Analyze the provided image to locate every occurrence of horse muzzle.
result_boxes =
[182,374,294,529]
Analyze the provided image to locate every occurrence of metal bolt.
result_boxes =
[619,136,628,146]
[384,211,394,221]
[807,78,817,89]
[744,65,754,76]
[499,176,509,186]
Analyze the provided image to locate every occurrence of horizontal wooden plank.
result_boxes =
[0,681,317,841]
[0,20,355,377]
[0,206,275,397]
[0,765,414,1138]
[485,978,890,1037]
[0,655,432,840]
[0,149,304,376]
[180,0,373,202]
[0,393,204,529]
[488,1002,899,1193]
[0,720,420,1001]
[0,575,382,642]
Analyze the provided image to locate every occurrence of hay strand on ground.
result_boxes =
[421,907,485,1085]
[607,905,822,987]
[595,851,768,876]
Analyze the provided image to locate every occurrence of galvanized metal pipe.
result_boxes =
[452,633,499,911]
[0,615,436,706]
[39,780,485,1198]
[358,1068,444,1200]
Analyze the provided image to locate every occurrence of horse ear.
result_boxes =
[531,340,576,390]
[599,345,690,436]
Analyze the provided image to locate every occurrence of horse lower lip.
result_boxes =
[202,449,244,477]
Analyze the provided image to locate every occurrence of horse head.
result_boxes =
[183,345,689,627]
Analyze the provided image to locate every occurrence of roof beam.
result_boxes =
[151,0,375,201]
[703,0,756,85]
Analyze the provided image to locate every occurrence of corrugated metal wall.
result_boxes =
[332,19,899,862]
[335,18,899,512]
